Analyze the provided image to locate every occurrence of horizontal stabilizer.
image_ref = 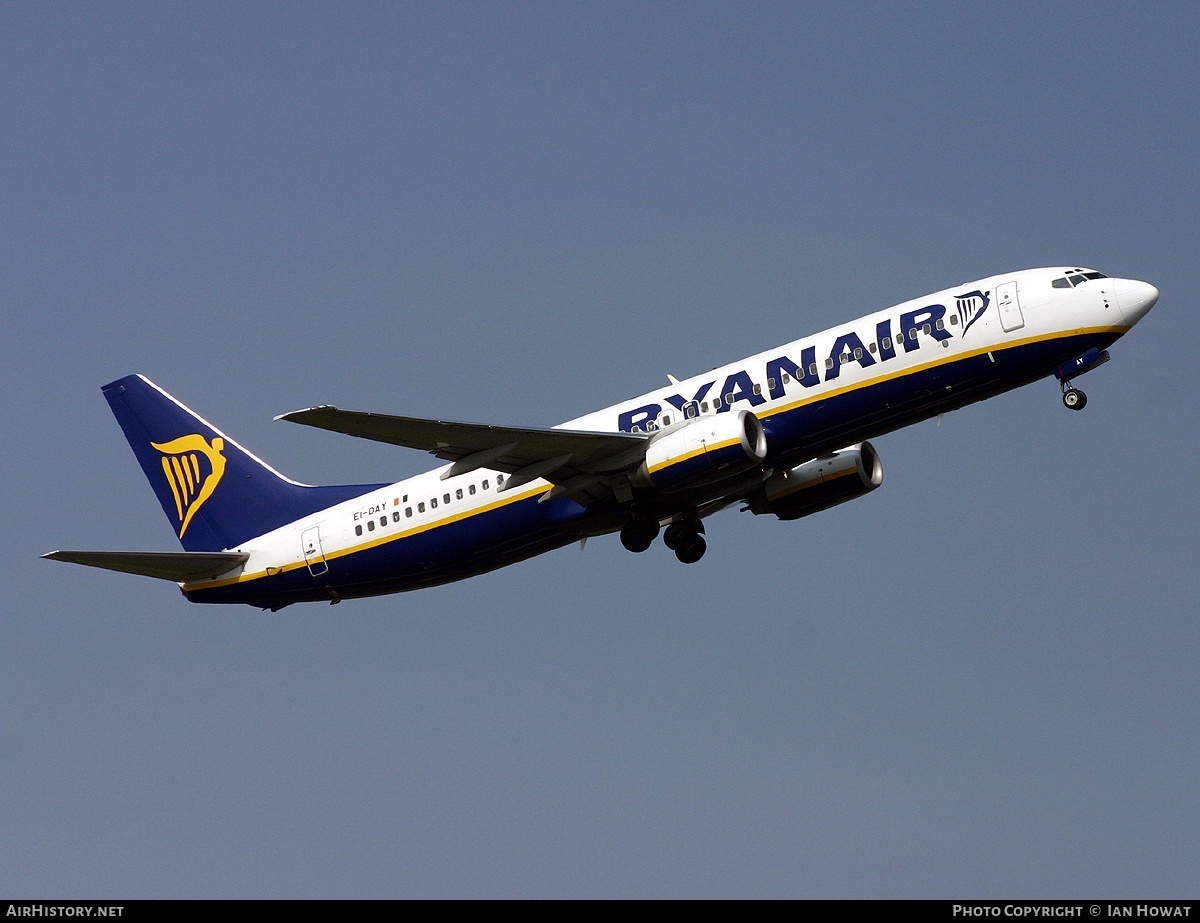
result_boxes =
[42,550,249,582]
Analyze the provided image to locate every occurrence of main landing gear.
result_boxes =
[621,514,706,563]
[663,520,706,564]
[1060,379,1088,411]
[619,516,658,553]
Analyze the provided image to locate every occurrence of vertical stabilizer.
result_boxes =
[102,375,383,552]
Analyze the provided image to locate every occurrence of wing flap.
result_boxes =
[42,550,249,582]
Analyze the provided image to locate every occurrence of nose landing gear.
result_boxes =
[1055,349,1108,411]
[1060,379,1088,411]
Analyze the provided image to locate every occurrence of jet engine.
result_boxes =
[633,410,768,493]
[746,442,883,520]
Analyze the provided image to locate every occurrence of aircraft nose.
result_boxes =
[1113,278,1159,324]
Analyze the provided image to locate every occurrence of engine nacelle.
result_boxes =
[746,442,883,521]
[633,410,767,493]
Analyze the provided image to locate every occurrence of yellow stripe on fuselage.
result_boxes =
[187,325,1128,592]
[184,482,555,591]
[754,325,1128,425]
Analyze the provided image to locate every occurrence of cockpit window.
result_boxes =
[1053,270,1106,289]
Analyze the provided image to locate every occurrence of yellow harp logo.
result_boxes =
[151,435,227,538]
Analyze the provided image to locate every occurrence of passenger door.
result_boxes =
[302,526,329,577]
[995,281,1025,332]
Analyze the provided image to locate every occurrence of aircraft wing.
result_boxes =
[42,550,249,582]
[277,406,650,503]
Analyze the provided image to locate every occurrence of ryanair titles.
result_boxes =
[618,300,960,432]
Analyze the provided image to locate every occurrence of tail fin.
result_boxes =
[103,375,384,552]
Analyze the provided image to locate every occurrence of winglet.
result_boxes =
[274,405,336,423]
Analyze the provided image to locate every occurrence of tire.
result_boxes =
[663,521,692,550]
[1063,388,1087,411]
[674,535,707,564]
[620,520,657,553]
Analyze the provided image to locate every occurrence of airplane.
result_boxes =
[44,267,1158,611]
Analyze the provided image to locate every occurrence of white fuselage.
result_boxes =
[181,267,1156,606]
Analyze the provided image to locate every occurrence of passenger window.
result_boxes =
[809,364,818,376]
[767,378,776,390]
[406,507,412,517]
[883,337,892,349]
[869,342,876,353]
[430,498,437,509]
[922,323,931,335]
[662,415,672,426]
[393,511,400,523]
[825,358,834,369]
[482,480,489,490]
[355,525,363,536]
[700,401,709,412]
[468,485,475,496]
[752,383,762,395]
[949,315,958,325]
[782,372,791,383]
[935,319,945,330]
[443,493,450,504]
[367,520,375,532]
[418,502,426,513]
[713,397,722,409]
[853,348,862,359]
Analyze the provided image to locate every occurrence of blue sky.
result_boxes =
[3,2,1197,897]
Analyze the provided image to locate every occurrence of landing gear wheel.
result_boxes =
[620,519,659,553]
[674,535,707,564]
[1062,388,1087,411]
[663,521,691,551]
